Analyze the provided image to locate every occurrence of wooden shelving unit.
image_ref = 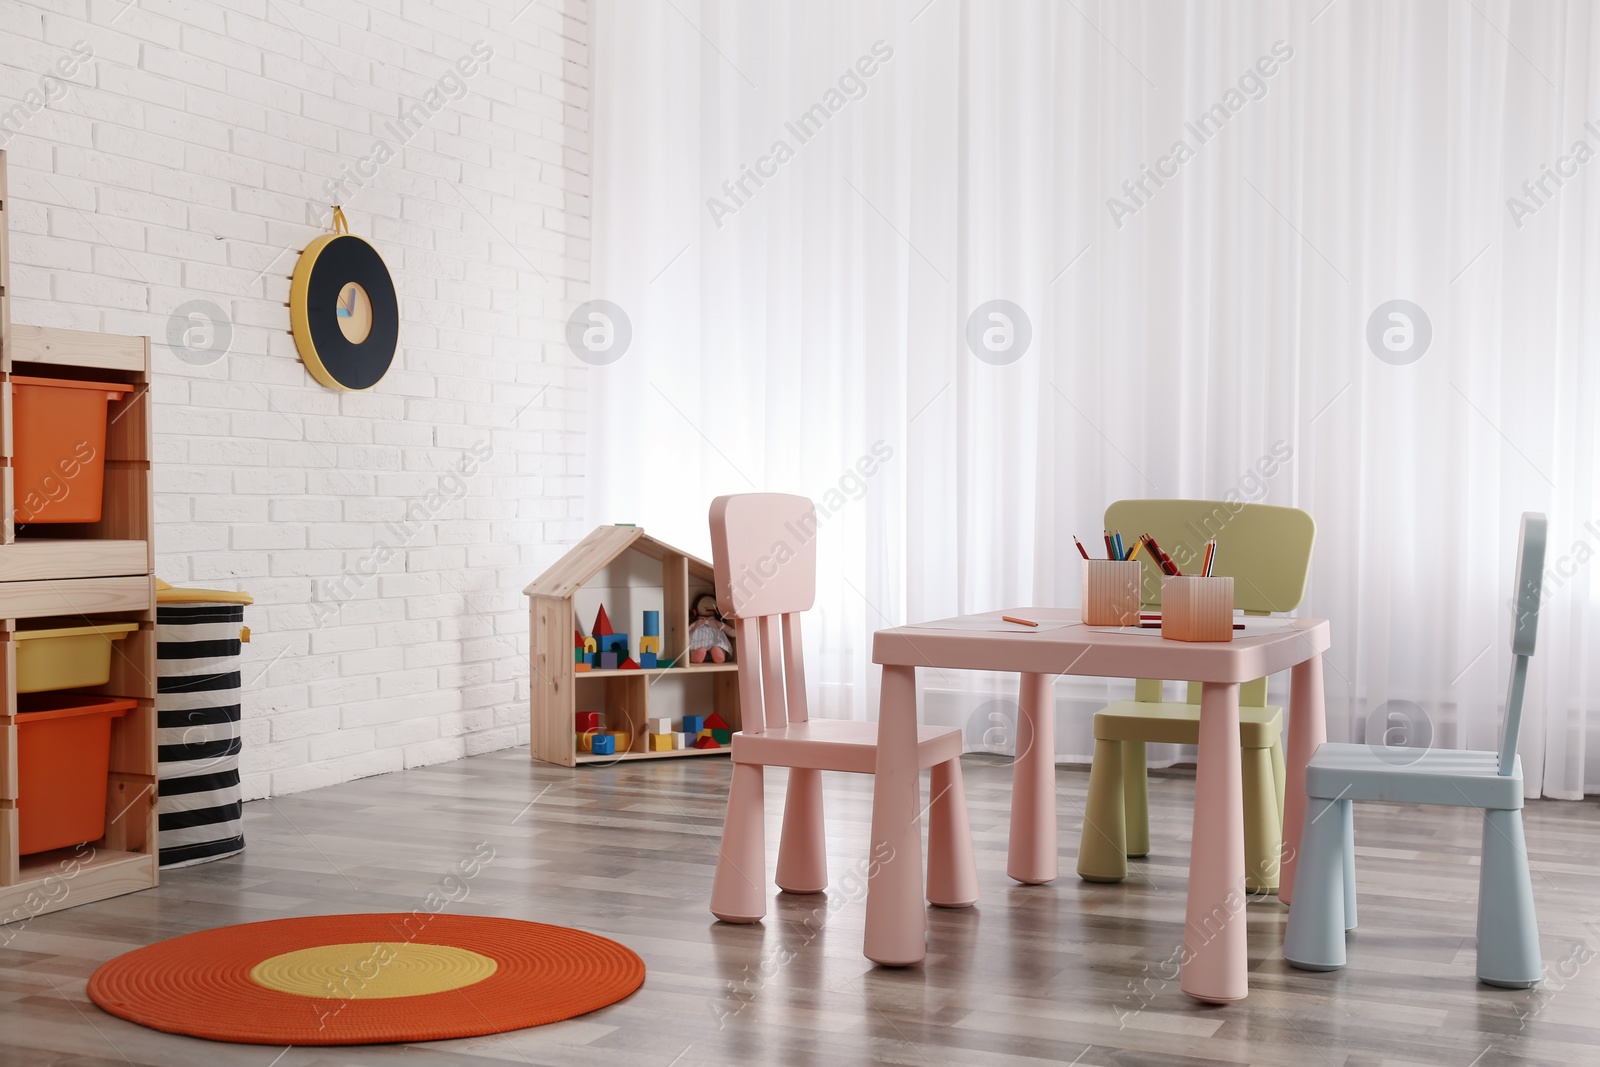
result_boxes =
[525,524,742,767]
[0,149,158,922]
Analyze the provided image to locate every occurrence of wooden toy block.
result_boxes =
[672,733,685,749]
[639,635,660,654]
[599,633,629,654]
[574,647,585,664]
[591,734,616,755]
[575,711,601,731]
[682,733,695,748]
[639,652,657,668]
[656,657,675,669]
[648,733,674,751]
[592,605,615,636]
[694,735,720,749]
[711,728,732,744]
[619,657,640,670]
[643,610,660,638]
[583,636,598,654]
[704,712,731,731]
[574,661,591,672]
[683,715,705,734]
[599,651,619,671]
[648,717,672,734]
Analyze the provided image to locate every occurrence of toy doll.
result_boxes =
[688,593,735,663]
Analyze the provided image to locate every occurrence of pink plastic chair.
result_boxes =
[708,493,979,923]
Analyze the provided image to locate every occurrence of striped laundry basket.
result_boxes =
[155,581,253,868]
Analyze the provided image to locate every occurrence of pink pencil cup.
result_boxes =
[1160,576,1235,641]
[1081,559,1141,626]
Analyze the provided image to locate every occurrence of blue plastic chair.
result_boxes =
[1283,512,1547,988]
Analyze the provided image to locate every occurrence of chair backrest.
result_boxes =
[1498,512,1546,775]
[1103,499,1316,613]
[708,494,817,735]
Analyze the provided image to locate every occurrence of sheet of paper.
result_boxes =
[905,617,1073,633]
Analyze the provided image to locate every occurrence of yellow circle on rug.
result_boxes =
[249,942,497,1000]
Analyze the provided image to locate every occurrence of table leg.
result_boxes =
[1279,653,1327,906]
[865,664,927,965]
[1181,680,1248,1003]
[1008,672,1057,884]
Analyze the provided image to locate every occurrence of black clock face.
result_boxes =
[298,235,398,391]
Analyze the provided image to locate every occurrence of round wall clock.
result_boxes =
[290,208,399,391]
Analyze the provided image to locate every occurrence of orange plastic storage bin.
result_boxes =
[16,694,136,855]
[10,375,134,524]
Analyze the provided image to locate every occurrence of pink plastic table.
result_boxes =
[866,607,1330,1002]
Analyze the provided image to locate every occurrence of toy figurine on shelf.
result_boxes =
[687,593,735,664]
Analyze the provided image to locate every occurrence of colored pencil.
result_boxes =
[1104,531,1116,560]
[1073,536,1091,560]
[1002,615,1039,627]
[1126,539,1144,562]
[1113,530,1125,561]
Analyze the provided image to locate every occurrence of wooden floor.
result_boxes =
[3,749,1599,1066]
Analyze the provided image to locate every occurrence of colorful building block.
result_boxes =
[591,734,615,755]
[712,728,732,744]
[575,711,601,732]
[672,733,685,749]
[642,610,660,637]
[648,733,674,752]
[598,633,629,655]
[575,661,591,672]
[648,717,672,734]
[705,712,731,731]
[683,715,705,735]
[683,732,696,748]
[639,652,657,669]
[619,657,640,670]
[600,651,619,671]
[694,735,720,749]
[592,605,614,636]
[583,637,598,655]
[639,635,660,655]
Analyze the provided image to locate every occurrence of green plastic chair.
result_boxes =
[1076,500,1316,893]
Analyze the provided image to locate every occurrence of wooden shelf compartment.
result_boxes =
[0,608,158,899]
[576,663,739,679]
[4,326,153,558]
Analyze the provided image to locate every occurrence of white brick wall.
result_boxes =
[1,0,591,799]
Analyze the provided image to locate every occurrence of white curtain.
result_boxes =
[587,0,1600,798]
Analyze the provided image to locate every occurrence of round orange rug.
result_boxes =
[87,914,645,1045]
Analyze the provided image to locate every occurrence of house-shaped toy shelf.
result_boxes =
[523,524,740,767]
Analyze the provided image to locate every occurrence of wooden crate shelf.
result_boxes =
[524,524,742,767]
[0,150,158,922]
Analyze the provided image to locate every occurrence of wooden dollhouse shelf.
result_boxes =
[524,524,743,767]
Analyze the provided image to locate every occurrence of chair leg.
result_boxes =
[927,757,979,907]
[1282,797,1349,971]
[710,763,767,923]
[1340,799,1357,931]
[1477,807,1543,988]
[1077,738,1128,882]
[1242,745,1281,894]
[1270,738,1286,824]
[1121,739,1150,858]
[775,767,827,894]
